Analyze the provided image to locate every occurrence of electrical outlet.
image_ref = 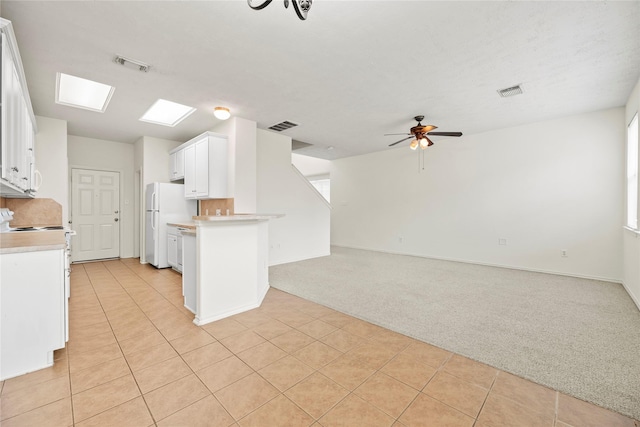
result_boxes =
[562,249,568,257]
[498,238,507,245]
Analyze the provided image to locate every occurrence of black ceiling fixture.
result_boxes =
[247,0,312,20]
[386,116,463,150]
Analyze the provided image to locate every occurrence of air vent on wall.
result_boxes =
[269,120,299,132]
[497,85,523,97]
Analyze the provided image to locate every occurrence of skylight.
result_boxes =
[139,99,196,127]
[55,73,115,112]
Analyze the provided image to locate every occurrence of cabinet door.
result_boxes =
[169,150,185,181]
[194,140,209,197]
[1,249,65,380]
[1,30,36,194]
[175,149,185,180]
[169,152,178,181]
[184,144,196,198]
[167,233,178,268]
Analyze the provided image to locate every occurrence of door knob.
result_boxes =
[114,218,119,222]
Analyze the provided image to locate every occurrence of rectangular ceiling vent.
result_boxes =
[497,85,523,97]
[269,120,299,132]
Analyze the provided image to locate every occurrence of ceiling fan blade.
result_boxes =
[384,133,411,136]
[427,137,434,146]
[388,136,413,147]
[421,125,437,132]
[426,131,463,137]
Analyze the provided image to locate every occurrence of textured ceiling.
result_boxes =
[2,1,639,159]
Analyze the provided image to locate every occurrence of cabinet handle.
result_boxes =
[11,166,18,172]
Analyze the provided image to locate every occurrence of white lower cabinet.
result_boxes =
[0,249,65,380]
[182,232,196,313]
[167,226,178,269]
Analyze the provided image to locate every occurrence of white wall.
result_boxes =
[257,129,331,265]
[67,135,135,258]
[292,153,332,179]
[141,136,182,187]
[34,116,68,224]
[211,117,257,213]
[332,108,625,282]
[623,77,640,309]
[134,136,182,263]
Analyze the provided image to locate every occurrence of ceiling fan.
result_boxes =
[387,115,463,150]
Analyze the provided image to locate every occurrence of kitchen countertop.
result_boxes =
[169,214,283,229]
[167,222,196,229]
[0,230,66,254]
[193,213,284,223]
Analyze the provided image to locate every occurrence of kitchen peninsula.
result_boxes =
[170,214,282,326]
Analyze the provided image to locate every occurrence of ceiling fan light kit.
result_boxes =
[387,115,463,150]
[247,0,312,20]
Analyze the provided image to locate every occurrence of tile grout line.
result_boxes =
[76,262,166,423]
[106,260,254,425]
[554,391,559,427]
[103,261,201,425]
[471,369,498,427]
[392,350,456,425]
[71,262,147,426]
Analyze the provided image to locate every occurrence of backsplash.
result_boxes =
[199,198,234,216]
[2,198,62,227]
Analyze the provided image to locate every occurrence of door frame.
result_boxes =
[69,165,125,262]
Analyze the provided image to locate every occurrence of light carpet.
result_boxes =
[270,246,640,420]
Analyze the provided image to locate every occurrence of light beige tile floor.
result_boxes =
[0,259,638,427]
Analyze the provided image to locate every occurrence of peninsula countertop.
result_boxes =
[169,214,284,229]
[193,213,284,223]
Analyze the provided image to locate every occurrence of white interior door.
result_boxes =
[71,168,120,262]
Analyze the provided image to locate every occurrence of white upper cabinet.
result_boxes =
[0,18,37,198]
[169,148,185,181]
[180,132,231,200]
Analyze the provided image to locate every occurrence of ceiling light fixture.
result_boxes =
[55,72,115,112]
[213,107,231,120]
[115,55,150,72]
[140,99,196,127]
[247,0,312,20]
[386,116,462,150]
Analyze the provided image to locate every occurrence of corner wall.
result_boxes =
[623,77,640,309]
[135,136,182,263]
[211,117,257,213]
[332,108,625,282]
[68,135,135,258]
[256,129,331,265]
[34,116,68,224]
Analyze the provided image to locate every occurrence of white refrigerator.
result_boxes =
[145,183,196,268]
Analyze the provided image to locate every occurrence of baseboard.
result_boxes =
[193,301,262,326]
[192,285,271,326]
[332,244,623,284]
[269,250,331,266]
[621,281,640,311]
